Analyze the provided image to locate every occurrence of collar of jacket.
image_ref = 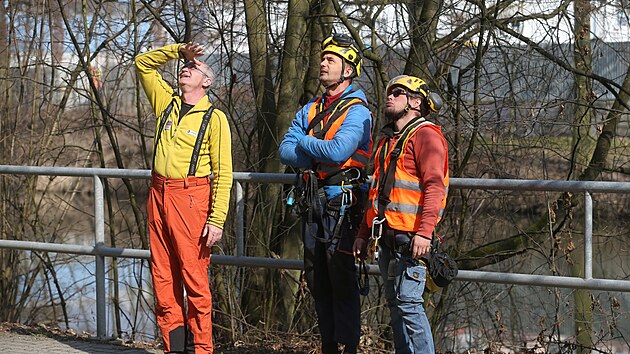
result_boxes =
[176,94,213,113]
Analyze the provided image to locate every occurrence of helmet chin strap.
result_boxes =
[387,109,407,122]
[406,96,425,116]
[322,77,346,90]
[410,107,423,115]
[322,61,348,90]
[388,98,422,122]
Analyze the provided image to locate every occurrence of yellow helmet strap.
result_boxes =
[322,60,345,89]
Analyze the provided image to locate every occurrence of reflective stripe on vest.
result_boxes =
[307,96,371,180]
[366,122,449,232]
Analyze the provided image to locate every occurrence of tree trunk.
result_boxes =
[269,0,313,330]
[244,0,278,168]
[241,0,312,329]
[571,0,595,179]
[302,0,333,105]
[571,247,593,354]
[570,0,594,350]
[405,0,442,78]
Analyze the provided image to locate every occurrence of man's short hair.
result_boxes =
[406,91,424,100]
[198,62,214,83]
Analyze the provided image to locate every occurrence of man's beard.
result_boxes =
[384,107,406,122]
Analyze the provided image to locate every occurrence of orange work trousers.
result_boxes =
[148,173,213,354]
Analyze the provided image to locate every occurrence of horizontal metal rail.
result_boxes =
[2,239,628,292]
[0,239,305,269]
[3,164,630,192]
[1,164,630,338]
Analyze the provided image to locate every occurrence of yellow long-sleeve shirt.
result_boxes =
[135,44,233,229]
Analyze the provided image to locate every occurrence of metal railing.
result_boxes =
[1,164,630,338]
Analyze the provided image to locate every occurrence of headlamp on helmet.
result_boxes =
[321,34,362,78]
[386,75,442,113]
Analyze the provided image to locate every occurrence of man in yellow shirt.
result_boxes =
[135,42,233,354]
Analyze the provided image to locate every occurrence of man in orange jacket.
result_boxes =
[353,75,448,354]
[135,42,233,354]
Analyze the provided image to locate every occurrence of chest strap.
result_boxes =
[306,91,366,139]
[152,99,175,168]
[188,106,215,176]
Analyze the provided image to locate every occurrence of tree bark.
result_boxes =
[244,0,279,169]
[241,0,312,329]
[405,0,442,78]
[570,1,594,350]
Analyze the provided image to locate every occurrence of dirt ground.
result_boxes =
[0,322,321,353]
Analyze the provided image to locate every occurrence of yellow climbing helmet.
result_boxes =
[321,34,362,77]
[386,75,442,113]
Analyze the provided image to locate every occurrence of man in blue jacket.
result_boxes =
[279,34,372,354]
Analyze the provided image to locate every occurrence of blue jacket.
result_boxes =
[279,85,372,198]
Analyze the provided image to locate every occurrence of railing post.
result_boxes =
[584,191,593,280]
[235,182,244,257]
[94,176,106,338]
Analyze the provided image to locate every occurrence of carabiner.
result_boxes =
[371,217,384,242]
[370,217,385,260]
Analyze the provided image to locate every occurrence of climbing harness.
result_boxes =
[287,167,366,245]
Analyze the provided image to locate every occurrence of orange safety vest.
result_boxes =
[306,96,371,180]
[366,120,449,232]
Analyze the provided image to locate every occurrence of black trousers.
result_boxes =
[302,208,361,351]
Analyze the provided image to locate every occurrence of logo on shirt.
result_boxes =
[164,121,173,130]
[187,130,198,137]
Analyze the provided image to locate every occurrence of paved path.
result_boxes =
[0,331,163,354]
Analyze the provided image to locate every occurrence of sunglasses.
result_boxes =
[181,61,210,78]
[388,88,408,98]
